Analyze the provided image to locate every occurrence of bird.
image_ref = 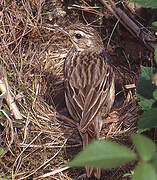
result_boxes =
[61,23,115,179]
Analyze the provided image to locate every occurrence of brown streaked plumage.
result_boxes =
[62,24,115,179]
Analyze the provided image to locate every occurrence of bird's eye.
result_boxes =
[75,33,82,39]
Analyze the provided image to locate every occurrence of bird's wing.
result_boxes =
[80,66,114,133]
[65,52,115,133]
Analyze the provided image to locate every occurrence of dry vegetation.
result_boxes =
[0,0,154,179]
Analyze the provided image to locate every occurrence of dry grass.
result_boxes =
[0,1,71,179]
[0,0,148,179]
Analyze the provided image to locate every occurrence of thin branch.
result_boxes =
[100,0,157,52]
[0,66,23,120]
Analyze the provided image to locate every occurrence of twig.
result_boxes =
[19,142,81,148]
[100,0,157,52]
[36,166,70,179]
[17,139,68,180]
[12,132,42,180]
[0,66,23,120]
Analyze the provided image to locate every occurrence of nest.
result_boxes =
[0,0,154,179]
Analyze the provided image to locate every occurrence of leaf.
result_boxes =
[123,173,132,177]
[137,66,155,100]
[131,134,156,162]
[138,98,155,110]
[151,151,157,170]
[131,0,157,8]
[138,108,157,129]
[0,92,6,99]
[137,128,150,134]
[153,89,157,101]
[0,148,4,156]
[152,21,157,30]
[132,162,157,180]
[155,46,157,64]
[68,140,136,168]
[13,119,25,128]
[141,66,153,81]
[41,0,45,4]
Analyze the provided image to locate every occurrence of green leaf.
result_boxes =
[155,46,157,64]
[41,0,45,3]
[137,66,155,100]
[151,151,157,170]
[132,162,157,180]
[123,172,132,177]
[153,89,157,101]
[152,21,157,30]
[138,98,155,110]
[13,119,25,128]
[131,134,156,162]
[138,108,157,129]
[137,128,150,134]
[0,92,6,99]
[140,66,153,81]
[68,140,136,168]
[0,148,4,156]
[131,0,157,8]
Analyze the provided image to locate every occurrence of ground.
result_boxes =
[0,0,155,179]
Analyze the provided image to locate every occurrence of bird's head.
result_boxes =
[59,24,104,52]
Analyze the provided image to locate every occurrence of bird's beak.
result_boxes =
[55,26,78,49]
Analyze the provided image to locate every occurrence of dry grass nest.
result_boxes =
[0,0,153,179]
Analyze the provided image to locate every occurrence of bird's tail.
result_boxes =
[82,132,101,179]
